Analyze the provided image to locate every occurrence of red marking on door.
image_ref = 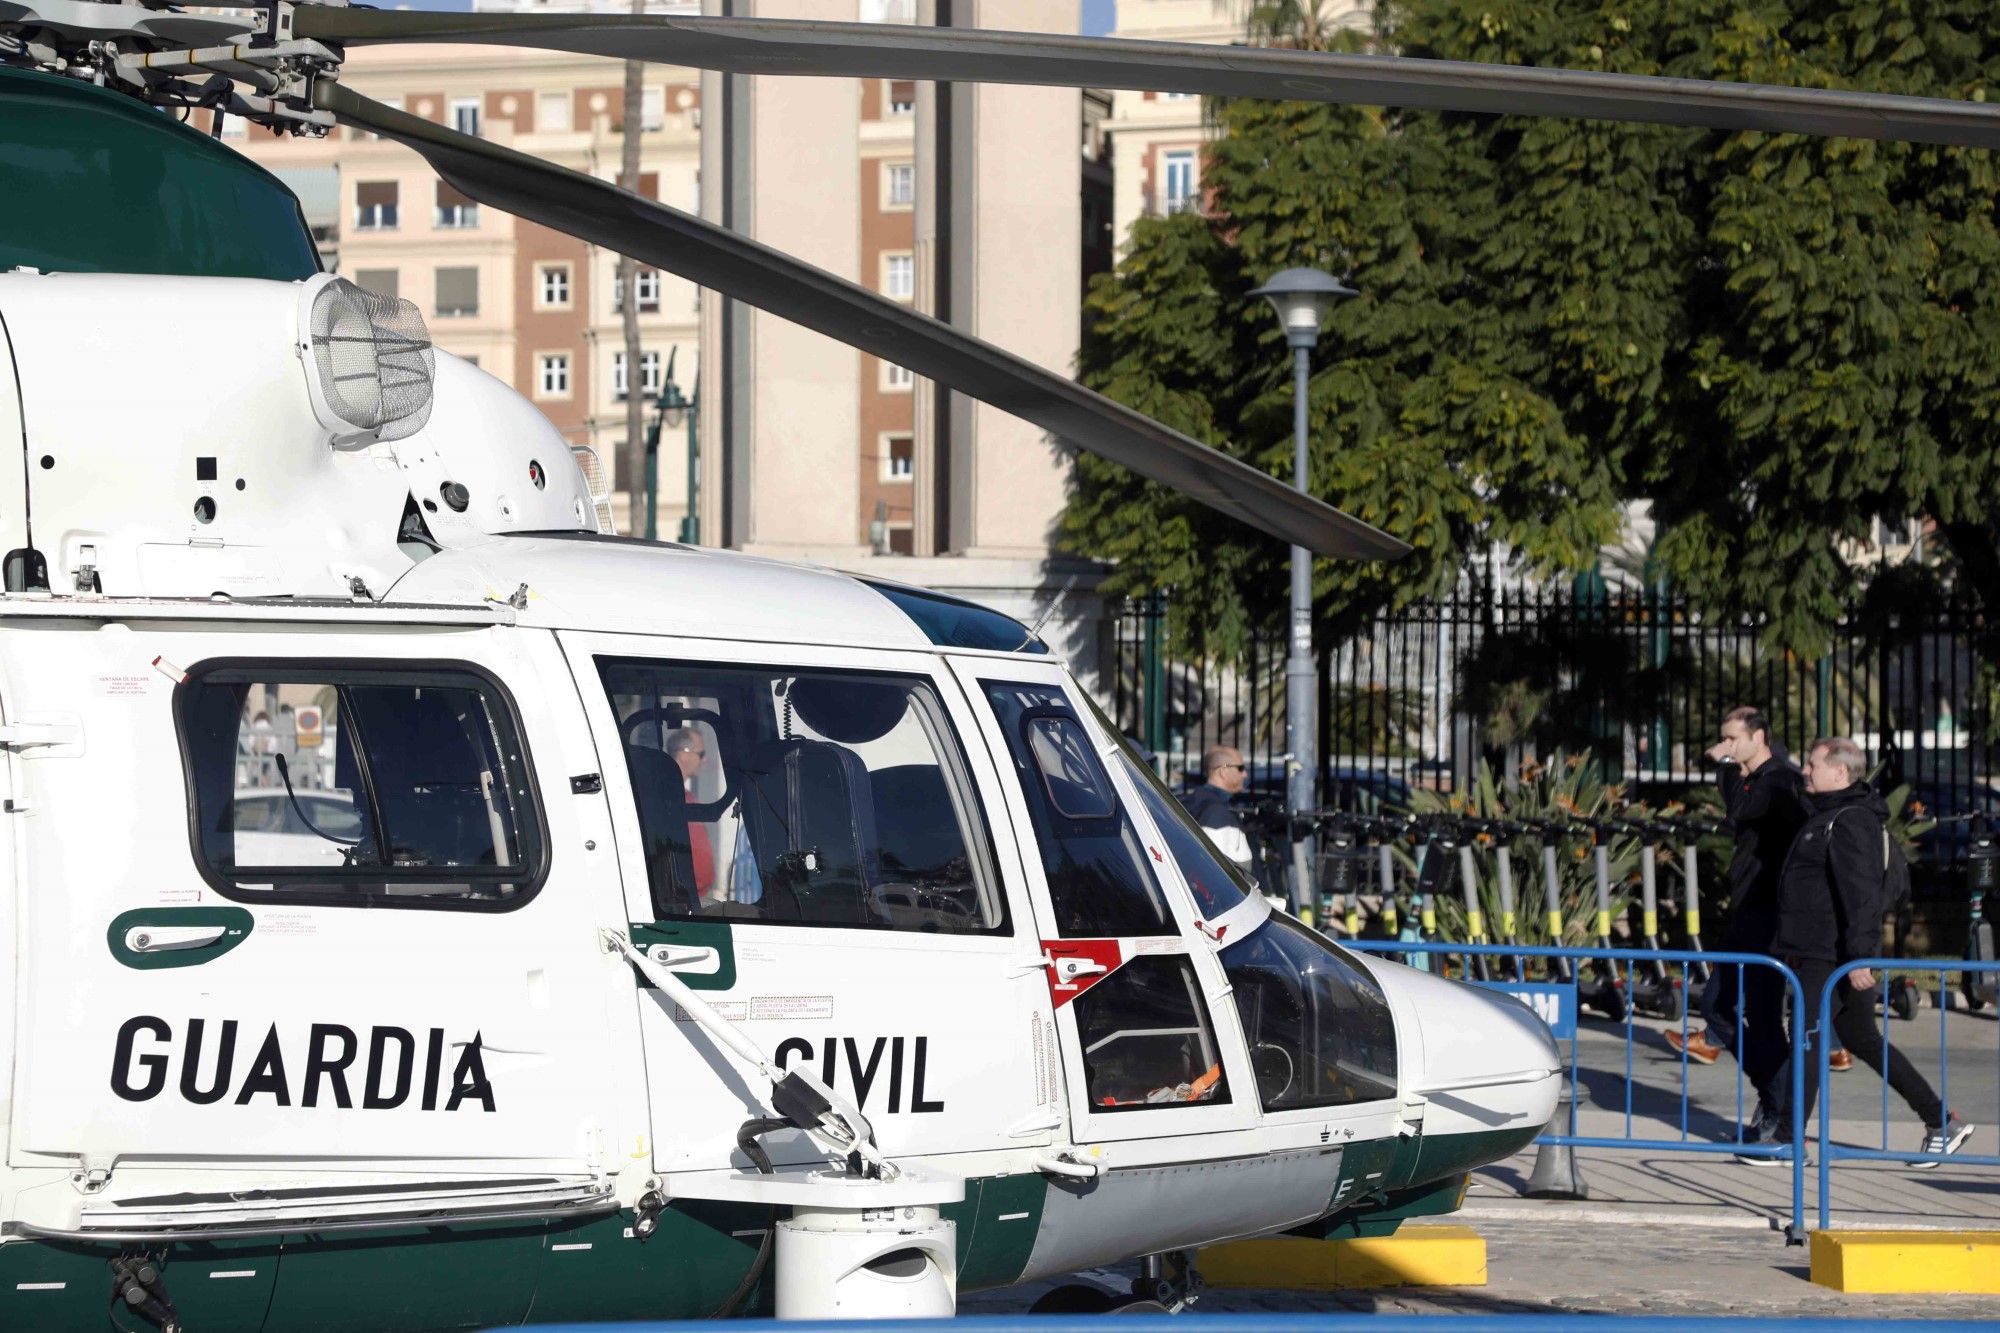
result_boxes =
[1039,939,1124,1010]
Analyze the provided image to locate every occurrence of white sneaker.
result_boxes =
[1911,1116,1974,1169]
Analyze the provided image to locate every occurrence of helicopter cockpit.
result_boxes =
[603,662,1004,935]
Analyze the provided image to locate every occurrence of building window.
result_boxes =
[883,360,914,391]
[352,269,400,301]
[887,526,915,556]
[435,266,480,318]
[434,181,479,229]
[359,95,402,142]
[217,112,247,139]
[884,433,914,481]
[1161,149,1198,214]
[451,97,482,137]
[174,663,545,910]
[538,91,572,133]
[883,253,914,301]
[612,268,662,314]
[537,353,571,399]
[886,161,915,207]
[887,80,916,115]
[642,87,665,131]
[537,264,572,309]
[1162,91,1197,102]
[355,181,398,230]
[612,350,662,401]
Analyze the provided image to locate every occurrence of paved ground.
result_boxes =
[963,1000,2000,1319]
[962,1218,1997,1319]
[1539,999,1998,1229]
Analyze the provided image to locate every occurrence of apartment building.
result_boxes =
[232,0,1112,670]
[1102,0,1371,254]
[228,3,703,533]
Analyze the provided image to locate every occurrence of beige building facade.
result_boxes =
[1103,0,1371,255]
[228,11,704,534]
[234,0,1112,670]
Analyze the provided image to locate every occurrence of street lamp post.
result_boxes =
[656,348,699,544]
[1251,267,1357,921]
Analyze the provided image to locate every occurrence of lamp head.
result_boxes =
[1250,267,1357,349]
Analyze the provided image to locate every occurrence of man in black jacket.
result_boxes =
[1180,746,1253,872]
[1669,707,1801,1134]
[1769,738,1974,1166]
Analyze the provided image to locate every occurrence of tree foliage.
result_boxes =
[1067,0,2000,659]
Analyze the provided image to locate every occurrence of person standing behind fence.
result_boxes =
[1182,746,1254,872]
[1768,738,1974,1166]
[1669,707,1802,1136]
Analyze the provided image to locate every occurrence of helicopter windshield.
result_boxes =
[1220,915,1399,1111]
[598,660,1005,933]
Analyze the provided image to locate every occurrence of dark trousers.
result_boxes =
[1782,956,1945,1131]
[1698,961,1787,1110]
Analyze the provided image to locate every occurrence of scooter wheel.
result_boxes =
[1890,982,1919,1022]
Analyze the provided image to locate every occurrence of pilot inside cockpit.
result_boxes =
[602,661,1004,935]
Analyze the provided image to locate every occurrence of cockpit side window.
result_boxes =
[1112,747,1253,920]
[1220,915,1399,1110]
[1073,956,1231,1112]
[175,662,544,910]
[980,681,1174,938]
[598,659,1006,935]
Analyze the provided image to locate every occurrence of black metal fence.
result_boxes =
[1108,579,1993,868]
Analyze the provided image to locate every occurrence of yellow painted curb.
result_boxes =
[1809,1230,2000,1294]
[1201,1226,1487,1291]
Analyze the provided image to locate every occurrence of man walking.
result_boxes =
[1771,738,1974,1165]
[1669,707,1801,1134]
[1181,745,1254,872]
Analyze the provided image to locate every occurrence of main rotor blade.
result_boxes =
[295,10,2000,152]
[317,85,1407,562]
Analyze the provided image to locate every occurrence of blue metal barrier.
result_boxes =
[1815,958,2000,1229]
[1345,941,1808,1238]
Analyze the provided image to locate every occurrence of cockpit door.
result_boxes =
[945,661,1255,1146]
[558,631,1057,1176]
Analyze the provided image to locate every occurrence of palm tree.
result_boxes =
[1231,0,1350,50]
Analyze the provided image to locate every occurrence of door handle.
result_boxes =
[648,943,721,976]
[125,925,228,954]
[1043,953,1108,985]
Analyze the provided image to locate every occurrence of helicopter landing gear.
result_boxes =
[1027,1252,1201,1316]
[1131,1250,1201,1312]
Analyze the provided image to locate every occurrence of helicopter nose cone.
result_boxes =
[1371,960,1562,1146]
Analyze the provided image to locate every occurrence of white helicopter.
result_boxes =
[0,4,1995,1328]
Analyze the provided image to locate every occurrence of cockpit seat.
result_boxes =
[737,738,881,925]
[624,741,701,915]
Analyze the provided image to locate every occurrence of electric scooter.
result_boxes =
[1454,828,1496,982]
[1410,822,1456,975]
[1658,815,1721,986]
[1474,818,1531,980]
[1624,818,1685,1020]
[1530,823,1578,985]
[1579,824,1631,1021]
[1963,815,1997,1012]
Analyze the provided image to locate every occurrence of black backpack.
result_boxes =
[1833,806,1912,911]
[1883,827,1914,912]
